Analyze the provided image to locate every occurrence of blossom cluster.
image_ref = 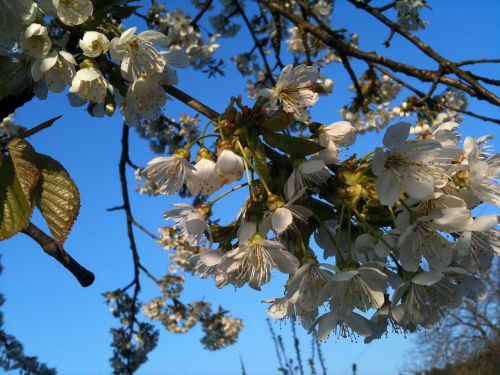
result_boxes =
[148,63,499,342]
[0,0,198,126]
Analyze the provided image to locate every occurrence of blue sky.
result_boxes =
[1,1,499,374]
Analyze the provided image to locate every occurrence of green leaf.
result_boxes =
[262,131,324,157]
[306,198,337,222]
[7,138,40,204]
[261,110,294,132]
[32,153,80,245]
[0,155,32,240]
[253,140,271,186]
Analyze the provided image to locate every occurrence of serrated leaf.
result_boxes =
[261,110,294,132]
[7,138,40,204]
[262,131,324,157]
[0,155,32,240]
[32,153,80,245]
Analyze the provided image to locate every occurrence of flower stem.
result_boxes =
[236,140,272,195]
[187,134,219,149]
[209,183,249,207]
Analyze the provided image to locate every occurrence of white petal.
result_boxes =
[272,207,293,234]
[411,271,443,286]
[383,122,410,150]
[376,169,400,206]
[270,248,300,274]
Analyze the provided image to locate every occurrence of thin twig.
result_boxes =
[233,0,276,85]
[191,0,214,26]
[19,115,62,139]
[339,53,363,103]
[263,0,498,104]
[163,85,219,120]
[348,0,500,106]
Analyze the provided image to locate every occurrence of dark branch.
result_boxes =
[233,0,277,85]
[18,116,62,139]
[22,222,95,287]
[191,0,214,26]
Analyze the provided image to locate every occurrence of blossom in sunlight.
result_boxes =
[141,149,197,195]
[164,203,211,246]
[462,136,500,207]
[391,270,460,327]
[285,159,330,199]
[372,122,450,207]
[215,232,300,290]
[456,214,500,273]
[259,64,320,122]
[20,23,52,58]
[396,205,472,272]
[31,50,77,93]
[318,265,388,312]
[79,31,110,57]
[110,27,169,81]
[192,152,224,196]
[215,149,244,184]
[265,260,333,329]
[124,77,166,124]
[317,121,356,163]
[312,306,373,341]
[267,193,312,234]
[52,0,94,26]
[69,67,108,104]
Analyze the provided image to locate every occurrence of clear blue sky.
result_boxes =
[1,1,499,374]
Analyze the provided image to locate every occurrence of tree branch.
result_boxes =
[18,115,62,139]
[262,0,499,105]
[233,0,277,85]
[347,0,500,106]
[22,223,95,287]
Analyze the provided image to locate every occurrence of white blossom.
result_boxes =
[312,306,373,341]
[456,215,500,273]
[215,232,300,290]
[79,31,110,57]
[317,121,356,163]
[141,150,197,195]
[31,50,76,92]
[123,77,166,125]
[285,159,330,199]
[164,204,211,246]
[110,27,172,81]
[69,67,108,104]
[372,122,450,206]
[391,271,459,326]
[397,206,472,271]
[20,23,52,58]
[52,0,93,26]
[318,265,388,311]
[216,150,244,184]
[192,157,224,196]
[259,64,320,122]
[462,137,500,206]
